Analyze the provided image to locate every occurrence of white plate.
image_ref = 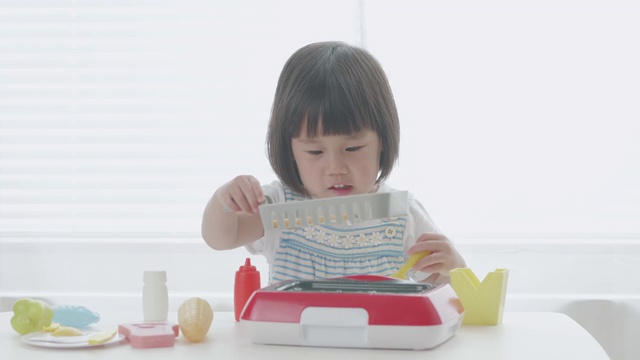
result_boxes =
[21,331,125,348]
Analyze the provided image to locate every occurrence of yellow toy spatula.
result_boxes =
[390,251,431,280]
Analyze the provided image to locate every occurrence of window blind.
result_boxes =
[0,0,361,243]
[0,2,215,242]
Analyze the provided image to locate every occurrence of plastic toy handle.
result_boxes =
[390,251,431,279]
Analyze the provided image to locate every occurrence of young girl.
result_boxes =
[202,41,465,284]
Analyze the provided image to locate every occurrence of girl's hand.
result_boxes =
[408,233,466,279]
[217,175,265,215]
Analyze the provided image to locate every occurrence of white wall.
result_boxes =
[1,1,639,359]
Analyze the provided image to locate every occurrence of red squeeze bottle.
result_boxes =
[234,258,261,322]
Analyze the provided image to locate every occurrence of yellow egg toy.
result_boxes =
[178,297,213,342]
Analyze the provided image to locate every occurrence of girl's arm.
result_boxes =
[201,175,266,250]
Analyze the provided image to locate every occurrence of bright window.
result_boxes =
[1,0,638,246]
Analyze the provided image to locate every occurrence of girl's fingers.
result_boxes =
[409,239,446,255]
[237,177,264,213]
[222,176,263,214]
[250,177,265,204]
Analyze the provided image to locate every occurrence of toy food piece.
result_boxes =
[42,322,84,337]
[118,323,179,349]
[390,251,431,279]
[10,298,54,335]
[51,326,84,337]
[42,322,61,332]
[52,305,101,328]
[89,329,117,345]
[178,297,213,342]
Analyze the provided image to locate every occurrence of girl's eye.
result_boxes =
[308,150,323,155]
[346,146,363,152]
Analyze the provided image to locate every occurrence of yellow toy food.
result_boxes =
[178,297,213,342]
[42,322,61,332]
[89,329,117,345]
[390,251,431,279]
[42,322,84,336]
[51,326,84,336]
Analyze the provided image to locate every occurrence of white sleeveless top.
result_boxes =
[246,180,440,284]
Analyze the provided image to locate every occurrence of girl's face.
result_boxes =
[291,121,382,199]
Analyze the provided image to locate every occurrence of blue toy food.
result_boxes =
[52,305,100,328]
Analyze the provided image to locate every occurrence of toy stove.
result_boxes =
[240,275,464,350]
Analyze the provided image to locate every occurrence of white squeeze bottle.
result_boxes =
[143,270,169,322]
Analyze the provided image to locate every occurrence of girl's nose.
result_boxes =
[325,152,348,175]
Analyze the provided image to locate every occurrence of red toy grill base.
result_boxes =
[240,275,464,350]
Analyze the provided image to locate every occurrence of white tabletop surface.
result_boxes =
[1,311,609,359]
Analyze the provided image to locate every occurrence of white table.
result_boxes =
[0,311,609,359]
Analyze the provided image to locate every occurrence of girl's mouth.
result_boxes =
[329,184,353,195]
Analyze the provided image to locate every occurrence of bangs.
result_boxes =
[297,91,373,138]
